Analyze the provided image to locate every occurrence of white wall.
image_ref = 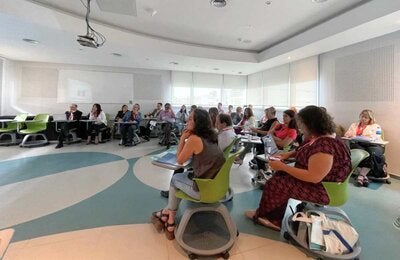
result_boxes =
[320,31,400,176]
[1,61,171,117]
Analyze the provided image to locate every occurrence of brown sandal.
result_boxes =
[165,222,175,240]
[151,210,168,232]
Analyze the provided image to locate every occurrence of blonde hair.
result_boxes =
[359,109,375,125]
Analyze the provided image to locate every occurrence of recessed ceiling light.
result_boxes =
[287,56,291,60]
[111,53,122,57]
[311,0,328,3]
[145,58,150,61]
[265,1,272,5]
[210,0,226,8]
[243,39,252,44]
[238,72,243,74]
[170,61,179,65]
[213,68,220,71]
[22,38,39,44]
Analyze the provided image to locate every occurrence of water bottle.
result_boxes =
[262,135,273,160]
[375,126,382,142]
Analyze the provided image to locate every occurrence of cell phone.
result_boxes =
[269,156,281,161]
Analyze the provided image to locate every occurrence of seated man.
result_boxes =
[158,103,176,148]
[145,102,163,118]
[120,103,142,146]
[55,103,82,149]
[216,113,236,152]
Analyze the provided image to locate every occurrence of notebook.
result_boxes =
[152,147,191,167]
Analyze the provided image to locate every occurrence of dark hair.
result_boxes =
[297,105,335,136]
[93,103,102,117]
[191,105,197,110]
[243,107,254,119]
[193,109,218,143]
[121,104,128,110]
[208,107,219,128]
[218,113,232,126]
[283,109,297,129]
[157,102,162,106]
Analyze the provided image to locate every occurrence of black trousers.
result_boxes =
[349,141,384,168]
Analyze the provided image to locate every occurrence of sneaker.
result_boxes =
[362,176,370,187]
[55,143,63,149]
[160,190,169,198]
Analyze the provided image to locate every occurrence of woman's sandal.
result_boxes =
[245,210,280,231]
[356,175,365,187]
[151,210,168,232]
[165,222,175,240]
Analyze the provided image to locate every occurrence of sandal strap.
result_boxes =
[165,222,175,228]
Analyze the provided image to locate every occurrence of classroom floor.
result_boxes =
[0,139,399,259]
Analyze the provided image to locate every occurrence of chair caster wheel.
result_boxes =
[387,180,391,184]
[189,253,197,259]
[222,251,230,259]
[283,231,291,240]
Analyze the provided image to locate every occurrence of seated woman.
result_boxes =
[236,107,280,165]
[120,103,142,146]
[234,107,255,135]
[158,103,176,147]
[114,104,129,122]
[216,113,236,152]
[86,103,107,145]
[255,109,297,171]
[245,105,351,231]
[176,104,188,133]
[344,109,383,186]
[208,107,219,130]
[151,109,226,240]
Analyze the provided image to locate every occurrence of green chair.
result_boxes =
[0,113,28,145]
[222,137,240,159]
[321,148,369,207]
[174,147,244,259]
[295,148,370,218]
[19,114,50,147]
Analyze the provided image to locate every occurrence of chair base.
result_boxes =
[175,202,237,258]
[65,131,82,144]
[20,133,49,147]
[0,133,21,146]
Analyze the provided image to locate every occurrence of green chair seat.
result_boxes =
[175,147,244,203]
[0,114,28,133]
[321,148,369,207]
[18,114,49,134]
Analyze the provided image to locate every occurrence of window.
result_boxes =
[262,64,290,107]
[171,71,192,105]
[222,75,246,106]
[290,56,318,107]
[192,73,222,106]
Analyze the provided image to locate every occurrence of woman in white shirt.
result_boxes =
[345,109,384,186]
[87,103,107,145]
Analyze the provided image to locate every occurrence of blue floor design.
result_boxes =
[0,152,124,186]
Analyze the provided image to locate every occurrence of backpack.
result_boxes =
[368,152,387,178]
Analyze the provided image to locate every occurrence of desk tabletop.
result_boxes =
[341,137,389,145]
[0,119,14,122]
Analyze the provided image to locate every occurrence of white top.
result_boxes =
[345,122,381,140]
[218,127,236,152]
[89,111,107,125]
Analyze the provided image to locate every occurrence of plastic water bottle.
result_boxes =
[375,126,382,142]
[262,135,273,160]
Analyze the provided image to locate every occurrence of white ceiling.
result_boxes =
[1,0,400,75]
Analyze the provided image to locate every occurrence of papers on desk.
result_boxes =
[152,147,191,168]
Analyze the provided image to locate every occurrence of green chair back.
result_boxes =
[322,148,369,206]
[176,147,245,203]
[0,113,28,133]
[222,137,239,159]
[19,114,49,134]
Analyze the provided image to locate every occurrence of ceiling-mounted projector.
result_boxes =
[77,0,106,48]
[77,35,99,48]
